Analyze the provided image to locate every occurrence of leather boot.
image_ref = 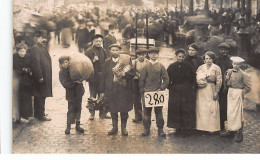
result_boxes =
[108,118,118,135]
[121,119,128,136]
[142,127,150,136]
[75,120,84,133]
[235,122,244,142]
[65,123,71,135]
[158,128,166,137]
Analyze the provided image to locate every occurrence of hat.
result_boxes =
[147,47,159,53]
[218,43,230,49]
[35,30,48,38]
[135,48,147,54]
[86,21,94,26]
[230,56,245,63]
[188,43,199,51]
[59,56,70,64]
[109,44,122,50]
[175,48,186,55]
[92,34,103,40]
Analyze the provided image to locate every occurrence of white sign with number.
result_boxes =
[144,90,168,108]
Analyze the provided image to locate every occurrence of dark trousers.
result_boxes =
[89,75,103,115]
[111,112,128,121]
[143,106,164,129]
[219,90,228,130]
[133,79,142,120]
[34,96,46,118]
[67,97,82,125]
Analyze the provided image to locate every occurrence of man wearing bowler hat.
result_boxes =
[30,30,52,121]
[85,34,110,120]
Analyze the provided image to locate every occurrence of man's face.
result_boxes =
[219,47,229,56]
[61,60,69,68]
[37,36,47,44]
[93,37,103,48]
[232,62,241,70]
[137,53,145,62]
[110,47,120,58]
[148,52,159,61]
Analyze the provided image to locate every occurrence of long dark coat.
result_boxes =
[100,57,135,113]
[13,53,33,118]
[30,42,53,97]
[167,61,196,129]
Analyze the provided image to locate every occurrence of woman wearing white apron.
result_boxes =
[196,51,222,133]
[220,56,250,142]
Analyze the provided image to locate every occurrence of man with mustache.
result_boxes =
[30,30,52,121]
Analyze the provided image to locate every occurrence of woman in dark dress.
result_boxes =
[13,43,33,122]
[167,49,197,132]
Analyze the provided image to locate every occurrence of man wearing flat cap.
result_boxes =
[132,48,149,123]
[30,30,52,121]
[100,44,135,136]
[215,42,233,131]
[85,34,109,120]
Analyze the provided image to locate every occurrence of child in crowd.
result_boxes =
[139,47,169,137]
[59,56,85,134]
[13,43,33,123]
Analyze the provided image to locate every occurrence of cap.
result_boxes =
[218,43,230,49]
[135,48,147,54]
[230,56,245,63]
[109,44,122,50]
[92,34,103,40]
[188,43,199,51]
[59,55,70,64]
[147,47,159,53]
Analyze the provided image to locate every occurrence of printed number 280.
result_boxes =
[145,93,165,105]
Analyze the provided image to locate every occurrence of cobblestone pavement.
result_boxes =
[12,31,260,154]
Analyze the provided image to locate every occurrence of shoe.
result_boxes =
[75,120,84,133]
[108,119,118,135]
[100,113,111,119]
[158,128,166,137]
[38,116,52,121]
[121,119,128,136]
[89,112,95,121]
[235,131,243,142]
[65,127,70,135]
[132,118,142,123]
[220,130,234,137]
[141,129,150,136]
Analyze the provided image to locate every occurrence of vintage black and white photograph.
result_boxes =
[12,0,260,154]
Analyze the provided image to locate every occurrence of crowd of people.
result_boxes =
[12,3,258,144]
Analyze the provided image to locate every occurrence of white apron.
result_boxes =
[227,88,243,131]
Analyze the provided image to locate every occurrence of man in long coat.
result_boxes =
[31,30,52,121]
[85,34,109,120]
[100,44,135,136]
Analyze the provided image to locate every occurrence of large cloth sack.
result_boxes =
[69,53,94,82]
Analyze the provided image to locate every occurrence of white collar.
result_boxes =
[112,57,119,63]
[149,59,159,65]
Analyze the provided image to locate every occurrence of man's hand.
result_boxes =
[39,78,44,83]
[93,55,99,62]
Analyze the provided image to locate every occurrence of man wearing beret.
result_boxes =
[30,30,52,121]
[85,34,109,120]
[215,43,233,132]
[100,44,136,136]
